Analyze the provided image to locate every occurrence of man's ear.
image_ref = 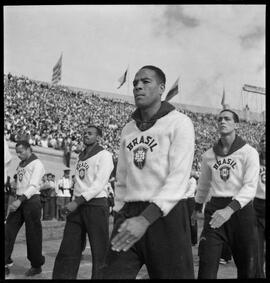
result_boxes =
[159,83,165,95]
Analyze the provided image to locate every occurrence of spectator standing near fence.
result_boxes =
[187,171,199,246]
[5,141,45,277]
[56,169,72,221]
[40,174,52,220]
[101,65,195,279]
[5,138,12,219]
[52,125,114,279]
[46,173,57,220]
[62,136,72,168]
[192,109,260,279]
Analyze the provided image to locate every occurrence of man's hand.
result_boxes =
[209,206,234,229]
[8,199,22,213]
[62,201,78,216]
[191,210,200,226]
[111,216,150,252]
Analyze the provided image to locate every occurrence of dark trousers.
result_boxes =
[198,197,259,279]
[5,194,45,268]
[186,197,198,245]
[221,242,232,261]
[101,200,194,279]
[52,197,109,279]
[49,196,57,219]
[42,197,51,220]
[253,198,265,278]
[56,196,70,220]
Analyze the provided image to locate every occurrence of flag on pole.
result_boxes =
[165,77,179,101]
[117,68,128,89]
[221,87,226,108]
[52,54,62,84]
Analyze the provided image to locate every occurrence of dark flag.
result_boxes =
[52,54,62,84]
[117,68,128,89]
[165,77,179,101]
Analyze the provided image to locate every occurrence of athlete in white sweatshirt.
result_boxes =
[52,125,114,279]
[192,109,260,279]
[5,140,45,277]
[102,65,195,279]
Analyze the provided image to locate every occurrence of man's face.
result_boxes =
[133,68,164,109]
[83,127,98,146]
[64,171,70,177]
[16,145,31,161]
[217,111,236,135]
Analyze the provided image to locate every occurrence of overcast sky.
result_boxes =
[4,5,265,111]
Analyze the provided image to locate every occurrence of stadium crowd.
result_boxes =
[4,73,265,170]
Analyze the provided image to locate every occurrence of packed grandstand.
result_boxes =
[4,73,265,171]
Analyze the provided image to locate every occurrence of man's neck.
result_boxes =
[85,142,97,152]
[23,153,32,162]
[140,101,161,121]
[220,132,236,153]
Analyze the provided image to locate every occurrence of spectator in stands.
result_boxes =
[4,73,265,170]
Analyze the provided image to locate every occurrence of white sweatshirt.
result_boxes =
[115,110,195,216]
[56,177,72,197]
[185,177,197,198]
[16,158,45,199]
[74,150,114,201]
[195,144,260,208]
[255,164,265,200]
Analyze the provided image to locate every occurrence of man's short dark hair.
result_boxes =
[140,65,166,85]
[88,125,102,137]
[16,140,31,149]
[219,109,239,123]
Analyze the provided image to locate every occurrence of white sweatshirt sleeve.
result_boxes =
[195,153,212,204]
[24,160,45,199]
[233,147,260,208]
[152,117,195,216]
[81,151,114,201]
